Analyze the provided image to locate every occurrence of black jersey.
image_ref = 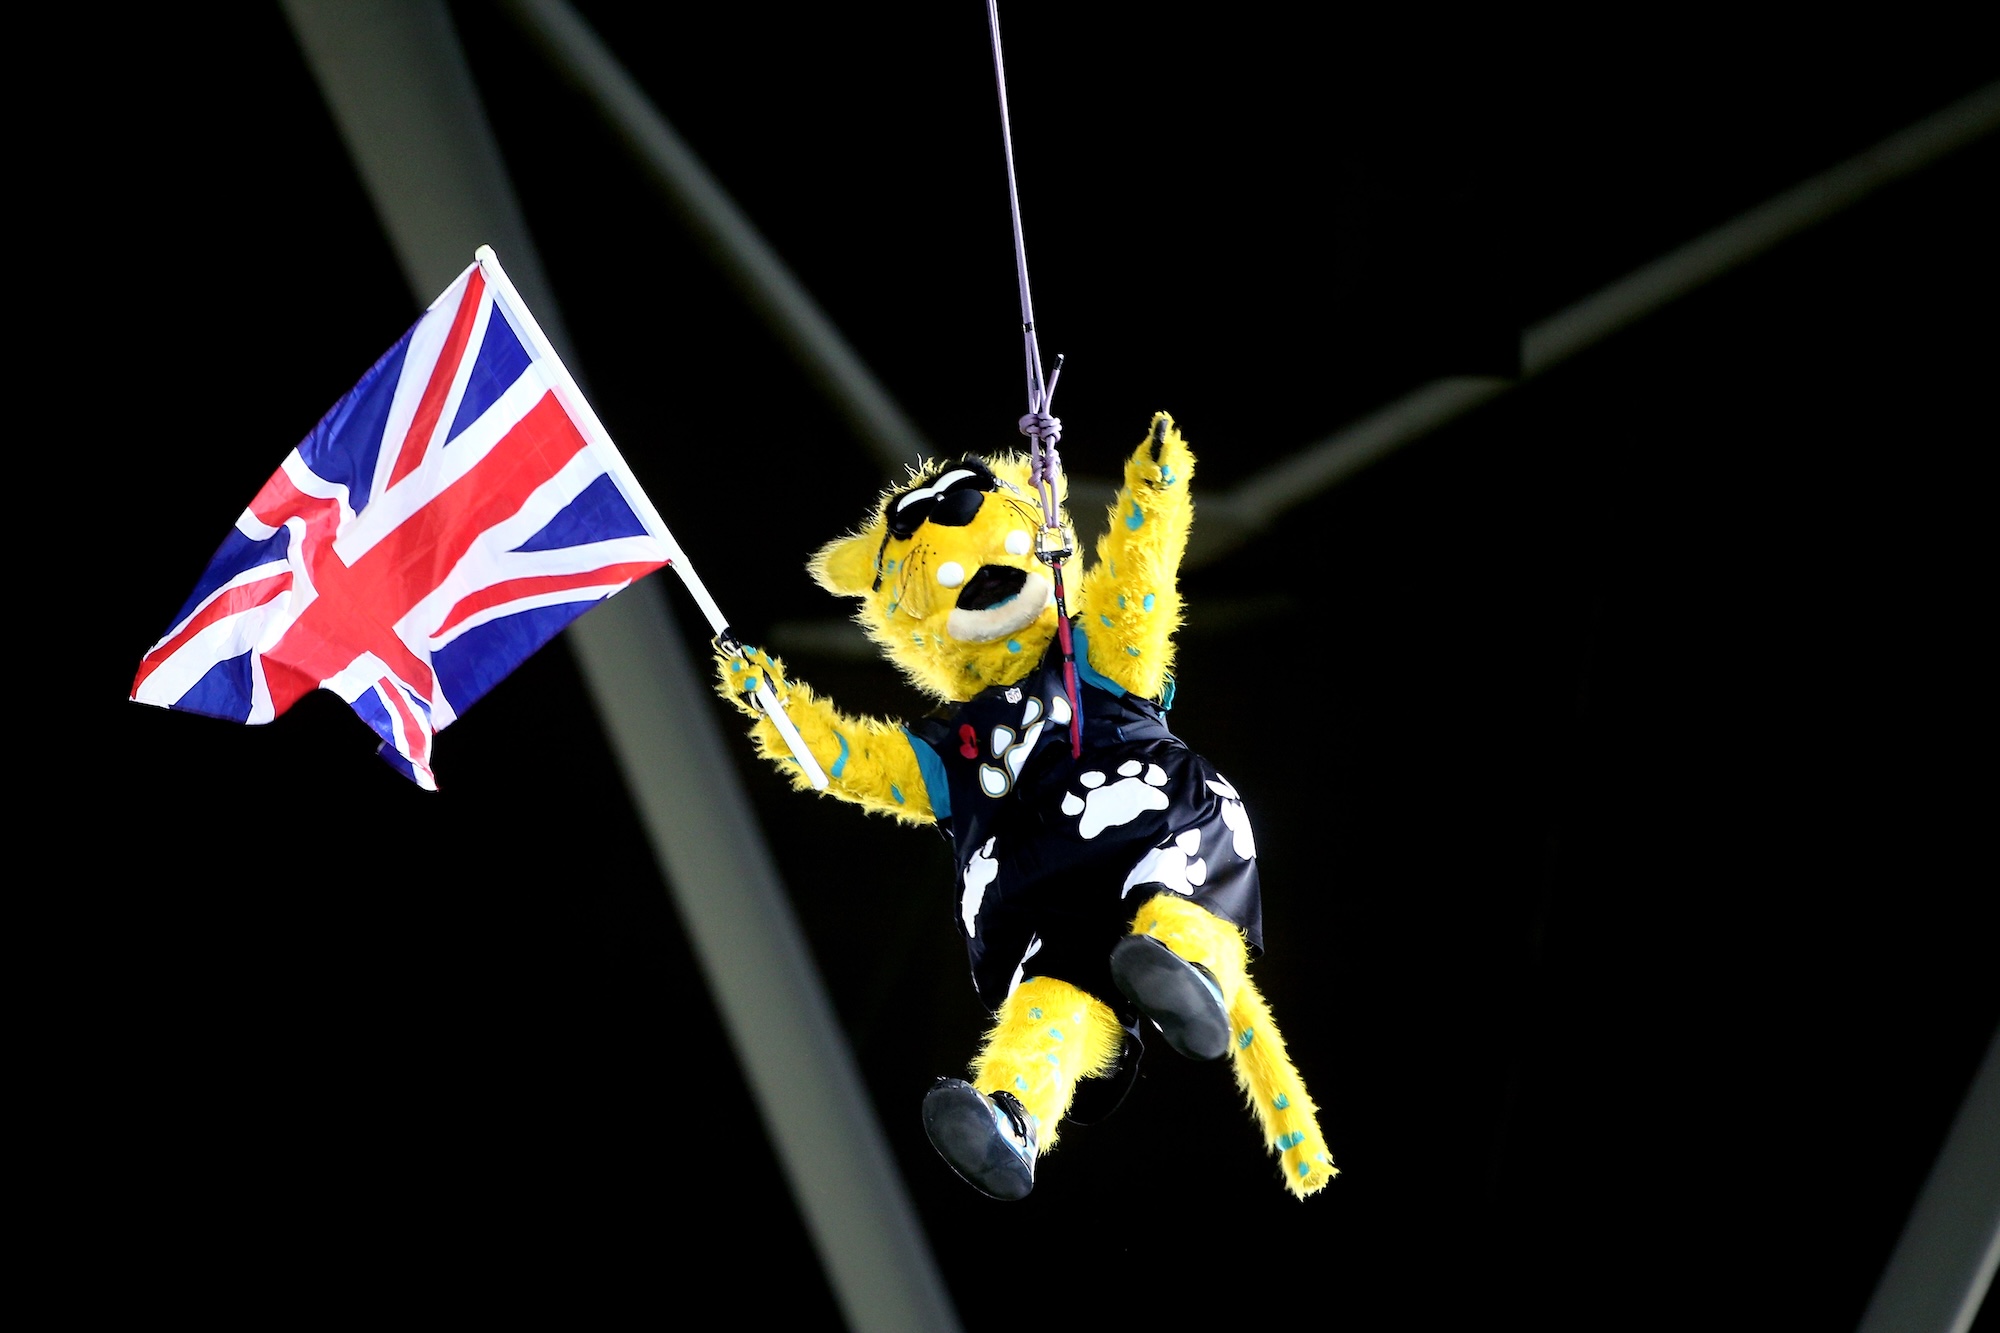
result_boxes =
[907,626,1264,1014]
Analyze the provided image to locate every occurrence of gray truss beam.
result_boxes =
[1185,80,2000,568]
[1857,1024,2000,1333]
[497,0,933,475]
[276,4,960,1330]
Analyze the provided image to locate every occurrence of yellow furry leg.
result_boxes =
[1130,894,1338,1198]
[969,977,1123,1154]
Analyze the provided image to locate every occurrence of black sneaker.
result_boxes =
[1064,1022,1144,1127]
[1109,934,1230,1062]
[922,1078,1038,1201]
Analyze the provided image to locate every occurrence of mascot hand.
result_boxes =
[1130,411,1190,490]
[714,642,794,719]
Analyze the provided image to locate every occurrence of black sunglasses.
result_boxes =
[885,461,1001,538]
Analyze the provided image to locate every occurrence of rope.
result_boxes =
[987,0,1083,756]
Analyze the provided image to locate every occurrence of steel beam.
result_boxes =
[1857,1024,2000,1333]
[496,0,933,476]
[277,4,960,1330]
[1184,80,2000,568]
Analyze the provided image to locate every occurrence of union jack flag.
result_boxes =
[131,249,675,790]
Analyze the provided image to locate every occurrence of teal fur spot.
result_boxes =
[1277,1131,1305,1150]
[1125,501,1144,530]
[1142,593,1156,611]
[1070,626,1127,698]
[912,632,924,645]
[1109,560,1117,576]
[1100,613,1113,627]
[902,723,952,819]
[1006,639,1022,653]
[1117,594,1127,609]
[1238,1027,1255,1049]
[1297,1162,1312,1178]
[1028,1008,1043,1020]
[1159,464,1177,485]
[890,784,904,804]
[1047,1052,1061,1064]
[1015,1076,1028,1091]
[831,731,850,779]
[1048,1028,1063,1041]
[730,660,743,673]
[1126,645,1141,657]
[885,559,898,573]
[887,600,899,615]
[1274,1094,1290,1110]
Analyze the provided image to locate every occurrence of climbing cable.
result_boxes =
[986,0,1083,755]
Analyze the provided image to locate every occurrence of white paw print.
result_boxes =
[1007,935,1043,998]
[1207,777,1257,859]
[1061,760,1170,839]
[961,836,1000,936]
[1122,827,1207,898]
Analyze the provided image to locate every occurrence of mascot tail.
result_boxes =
[1130,893,1336,1199]
[1227,970,1336,1198]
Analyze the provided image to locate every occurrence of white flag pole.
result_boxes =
[473,244,829,790]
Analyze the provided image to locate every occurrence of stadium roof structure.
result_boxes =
[63,5,1995,1330]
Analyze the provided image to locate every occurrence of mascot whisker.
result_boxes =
[714,412,1334,1201]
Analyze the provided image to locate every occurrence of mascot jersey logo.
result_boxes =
[717,412,1334,1201]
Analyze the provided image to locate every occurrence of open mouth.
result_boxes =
[945,568,1052,643]
[955,564,1029,612]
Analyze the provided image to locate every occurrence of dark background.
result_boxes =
[40,4,1995,1328]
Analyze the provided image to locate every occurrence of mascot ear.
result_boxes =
[810,530,883,597]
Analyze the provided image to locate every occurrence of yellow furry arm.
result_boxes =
[1077,410,1195,700]
[713,643,939,825]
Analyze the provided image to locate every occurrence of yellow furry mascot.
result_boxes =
[715,412,1333,1200]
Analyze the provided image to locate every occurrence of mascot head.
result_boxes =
[810,452,1077,702]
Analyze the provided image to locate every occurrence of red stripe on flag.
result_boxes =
[387,268,487,490]
[262,391,590,716]
[250,469,344,549]
[379,675,429,766]
[431,561,664,638]
[131,572,292,696]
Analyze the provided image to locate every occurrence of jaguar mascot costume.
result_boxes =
[715,412,1333,1200]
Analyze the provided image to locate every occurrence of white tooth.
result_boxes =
[936,561,965,588]
[1005,529,1031,556]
